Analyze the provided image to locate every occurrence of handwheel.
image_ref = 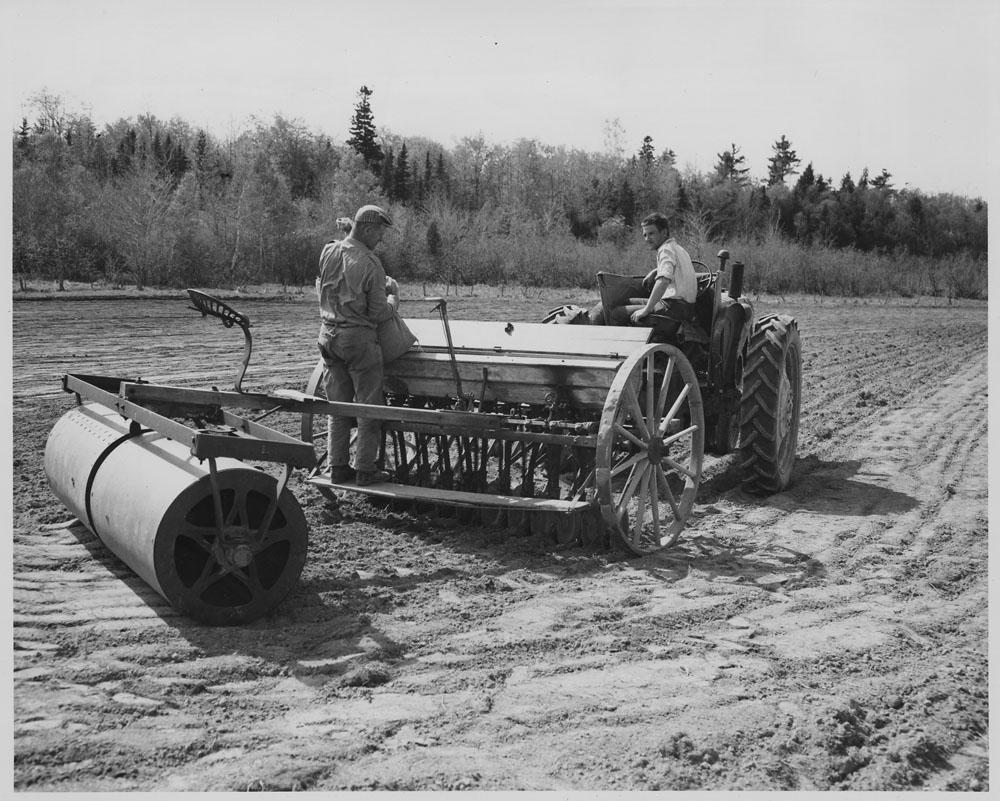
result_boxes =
[595,343,704,555]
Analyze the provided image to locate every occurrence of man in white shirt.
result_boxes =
[590,213,698,337]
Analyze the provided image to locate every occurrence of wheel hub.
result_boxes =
[215,528,256,570]
[646,436,667,464]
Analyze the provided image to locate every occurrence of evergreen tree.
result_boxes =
[714,143,750,185]
[152,131,165,169]
[766,134,801,186]
[871,168,894,191]
[616,178,637,227]
[15,118,31,156]
[676,180,689,213]
[661,148,677,166]
[394,141,410,202]
[346,85,383,174]
[381,146,395,198]
[794,162,816,195]
[638,135,655,165]
[839,172,856,193]
[166,137,190,183]
[426,219,442,257]
[436,151,450,196]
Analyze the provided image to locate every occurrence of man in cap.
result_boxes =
[316,204,398,486]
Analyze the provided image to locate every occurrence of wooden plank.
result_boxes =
[405,318,650,357]
[384,351,619,408]
[306,476,593,513]
[122,383,511,428]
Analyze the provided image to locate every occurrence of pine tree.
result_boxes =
[870,168,893,191]
[714,143,750,185]
[794,162,816,195]
[436,151,450,196]
[166,137,190,182]
[426,220,442,257]
[381,147,395,198]
[152,131,165,169]
[346,85,383,174]
[15,118,31,156]
[617,179,637,227]
[394,142,410,202]
[638,135,655,165]
[766,135,801,186]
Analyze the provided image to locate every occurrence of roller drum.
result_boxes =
[44,403,308,625]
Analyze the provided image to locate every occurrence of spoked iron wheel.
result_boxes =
[595,343,704,555]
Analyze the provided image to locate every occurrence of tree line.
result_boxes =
[12,88,987,298]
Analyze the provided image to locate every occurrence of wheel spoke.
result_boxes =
[663,454,698,481]
[188,554,223,597]
[174,524,215,553]
[655,463,681,518]
[648,468,661,534]
[221,487,243,528]
[614,421,647,450]
[616,460,649,513]
[663,424,699,446]
[611,449,646,479]
[645,355,658,434]
[656,355,676,420]
[623,382,650,439]
[658,381,692,436]
[631,468,649,543]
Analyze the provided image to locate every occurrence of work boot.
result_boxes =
[328,465,356,483]
[356,469,392,487]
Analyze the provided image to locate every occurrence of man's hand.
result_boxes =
[385,276,399,296]
[641,268,658,290]
[630,307,650,325]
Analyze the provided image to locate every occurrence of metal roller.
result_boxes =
[44,402,308,625]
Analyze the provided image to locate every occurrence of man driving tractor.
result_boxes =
[588,212,697,339]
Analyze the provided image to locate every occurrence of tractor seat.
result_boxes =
[595,261,716,339]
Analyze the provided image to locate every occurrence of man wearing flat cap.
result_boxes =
[316,204,398,486]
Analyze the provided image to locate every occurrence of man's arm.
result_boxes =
[632,276,671,322]
[363,257,396,324]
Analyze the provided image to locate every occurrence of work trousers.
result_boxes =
[317,324,384,474]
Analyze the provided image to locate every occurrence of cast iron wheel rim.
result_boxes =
[156,468,308,625]
[596,343,704,555]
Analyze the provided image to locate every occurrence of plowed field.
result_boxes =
[11,291,989,791]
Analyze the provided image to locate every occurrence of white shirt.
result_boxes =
[653,238,697,303]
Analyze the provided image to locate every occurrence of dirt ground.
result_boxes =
[11,289,989,792]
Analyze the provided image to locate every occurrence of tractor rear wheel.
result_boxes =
[738,314,801,494]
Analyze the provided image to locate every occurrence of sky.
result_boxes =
[2,0,998,198]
